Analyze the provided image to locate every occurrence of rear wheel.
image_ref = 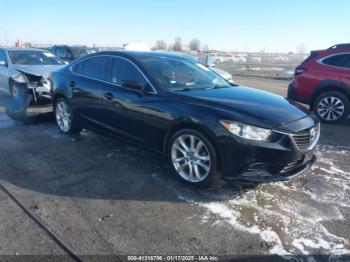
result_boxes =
[168,129,219,187]
[54,98,82,134]
[313,91,349,124]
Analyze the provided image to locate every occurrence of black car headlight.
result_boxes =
[220,120,272,141]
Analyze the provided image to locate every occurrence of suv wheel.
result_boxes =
[54,98,82,134]
[168,129,219,187]
[313,91,350,123]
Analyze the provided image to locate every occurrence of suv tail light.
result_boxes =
[294,67,306,76]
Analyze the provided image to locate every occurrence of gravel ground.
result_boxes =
[0,78,349,261]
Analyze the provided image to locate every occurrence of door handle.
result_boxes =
[102,92,114,100]
[69,81,75,87]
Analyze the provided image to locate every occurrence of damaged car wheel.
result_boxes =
[54,98,82,134]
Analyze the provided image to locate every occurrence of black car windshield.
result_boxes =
[9,51,64,65]
[140,56,231,90]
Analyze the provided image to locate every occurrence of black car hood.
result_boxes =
[178,86,310,129]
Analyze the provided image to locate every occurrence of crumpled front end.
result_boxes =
[9,68,52,102]
[6,69,53,123]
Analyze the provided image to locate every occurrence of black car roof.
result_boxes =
[92,51,194,61]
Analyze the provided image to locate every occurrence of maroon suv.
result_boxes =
[288,44,350,123]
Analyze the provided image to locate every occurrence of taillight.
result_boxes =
[294,67,306,76]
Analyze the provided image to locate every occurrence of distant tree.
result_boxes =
[172,37,183,51]
[153,40,167,50]
[189,39,201,51]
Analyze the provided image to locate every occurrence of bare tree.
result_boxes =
[153,40,167,50]
[189,39,201,51]
[172,37,183,51]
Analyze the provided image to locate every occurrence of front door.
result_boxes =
[98,57,159,148]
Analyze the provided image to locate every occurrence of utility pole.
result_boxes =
[4,31,8,46]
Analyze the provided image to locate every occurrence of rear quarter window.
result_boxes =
[322,54,350,68]
[73,62,84,74]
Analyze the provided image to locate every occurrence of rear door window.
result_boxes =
[81,56,109,81]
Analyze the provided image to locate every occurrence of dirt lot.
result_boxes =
[0,77,349,261]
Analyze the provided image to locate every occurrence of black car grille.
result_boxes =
[291,124,320,151]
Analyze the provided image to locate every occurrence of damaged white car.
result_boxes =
[0,48,65,101]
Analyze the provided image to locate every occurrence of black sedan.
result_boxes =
[50,51,320,186]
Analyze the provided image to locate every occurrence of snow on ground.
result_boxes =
[162,145,350,257]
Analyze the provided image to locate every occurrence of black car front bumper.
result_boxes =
[229,154,316,183]
[217,122,319,183]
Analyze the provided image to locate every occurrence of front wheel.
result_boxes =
[54,98,82,134]
[168,129,219,187]
[313,91,349,124]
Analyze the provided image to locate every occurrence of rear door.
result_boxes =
[70,56,112,129]
[0,49,9,92]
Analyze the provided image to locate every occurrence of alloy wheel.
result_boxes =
[317,96,345,121]
[171,134,211,183]
[55,101,72,132]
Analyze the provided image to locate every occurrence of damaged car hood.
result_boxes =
[13,65,65,78]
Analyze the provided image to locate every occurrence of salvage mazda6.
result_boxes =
[50,51,320,186]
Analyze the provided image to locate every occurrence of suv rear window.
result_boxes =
[322,54,350,68]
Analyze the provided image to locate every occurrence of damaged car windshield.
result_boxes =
[9,51,64,65]
[140,57,231,90]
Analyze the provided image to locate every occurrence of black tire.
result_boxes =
[167,128,220,187]
[54,98,82,134]
[313,91,350,124]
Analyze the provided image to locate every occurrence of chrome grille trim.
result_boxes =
[290,123,320,152]
[273,122,320,152]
